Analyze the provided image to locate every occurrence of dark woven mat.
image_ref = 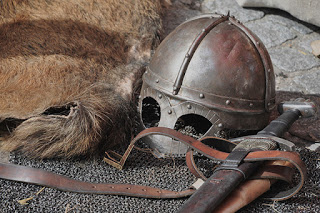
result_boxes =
[0,146,319,213]
[0,92,319,213]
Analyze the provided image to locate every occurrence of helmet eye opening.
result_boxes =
[174,114,212,139]
[141,97,161,128]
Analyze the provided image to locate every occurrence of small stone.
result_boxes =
[307,143,320,151]
[0,151,10,163]
[290,32,320,53]
[311,40,320,56]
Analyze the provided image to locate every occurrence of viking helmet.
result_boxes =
[138,14,276,157]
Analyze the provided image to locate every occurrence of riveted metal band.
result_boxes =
[144,68,268,113]
[172,15,229,95]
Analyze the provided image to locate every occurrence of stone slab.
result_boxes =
[269,46,320,72]
[264,14,313,35]
[235,0,320,27]
[201,0,264,22]
[245,15,297,48]
[289,32,320,53]
[292,68,320,94]
[275,75,304,93]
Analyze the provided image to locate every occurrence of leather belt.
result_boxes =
[0,127,306,201]
[0,163,194,198]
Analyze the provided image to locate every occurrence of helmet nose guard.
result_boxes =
[138,14,276,158]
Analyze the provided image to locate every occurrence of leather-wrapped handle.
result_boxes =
[258,109,301,137]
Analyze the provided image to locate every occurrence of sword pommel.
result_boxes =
[278,98,316,118]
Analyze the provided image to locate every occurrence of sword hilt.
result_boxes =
[178,98,316,213]
[257,99,316,137]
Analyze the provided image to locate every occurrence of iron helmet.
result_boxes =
[138,14,276,157]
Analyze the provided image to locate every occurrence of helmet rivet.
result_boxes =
[138,95,141,99]
[158,94,162,99]
[187,104,192,109]
[228,22,232,25]
[218,123,223,128]
[202,29,206,32]
[267,102,271,106]
[267,69,271,73]
[168,109,172,114]
[199,93,204,98]
[155,79,159,83]
[256,41,260,46]
[226,100,231,105]
[249,103,253,107]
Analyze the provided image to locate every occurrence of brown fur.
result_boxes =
[0,0,164,158]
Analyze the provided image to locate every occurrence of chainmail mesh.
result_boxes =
[0,145,319,213]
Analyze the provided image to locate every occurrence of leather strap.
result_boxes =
[0,162,194,199]
[0,127,306,201]
[186,150,294,183]
[105,127,306,201]
[185,135,294,183]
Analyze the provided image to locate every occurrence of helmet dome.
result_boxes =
[139,14,275,157]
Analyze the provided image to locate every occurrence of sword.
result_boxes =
[177,99,316,213]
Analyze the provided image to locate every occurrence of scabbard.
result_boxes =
[214,160,292,213]
[178,109,303,213]
[178,161,261,213]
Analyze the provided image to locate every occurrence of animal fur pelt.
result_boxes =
[0,0,165,158]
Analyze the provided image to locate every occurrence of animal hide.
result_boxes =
[0,0,164,158]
